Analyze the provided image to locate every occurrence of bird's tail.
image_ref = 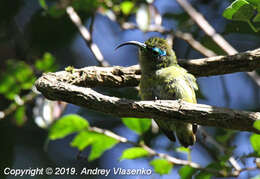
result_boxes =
[176,122,196,148]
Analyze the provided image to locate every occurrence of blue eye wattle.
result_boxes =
[152,47,166,56]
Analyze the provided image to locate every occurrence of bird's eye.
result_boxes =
[151,47,166,56]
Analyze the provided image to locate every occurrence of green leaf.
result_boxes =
[121,117,151,135]
[253,120,260,130]
[179,166,196,179]
[13,61,35,89]
[0,60,36,99]
[253,13,260,22]
[13,61,34,83]
[223,0,255,22]
[6,87,20,100]
[39,0,47,9]
[47,5,66,18]
[176,146,190,154]
[120,147,149,160]
[195,171,212,179]
[72,0,100,14]
[250,134,260,156]
[71,131,118,161]
[247,0,260,8]
[70,131,92,151]
[14,106,26,126]
[21,77,36,90]
[49,114,89,140]
[35,52,57,72]
[203,161,231,176]
[247,0,260,24]
[120,1,134,15]
[0,75,16,94]
[150,158,173,175]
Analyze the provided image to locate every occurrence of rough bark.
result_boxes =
[42,48,260,89]
[35,74,260,134]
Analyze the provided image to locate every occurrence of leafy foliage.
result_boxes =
[121,117,151,135]
[253,120,260,130]
[120,147,149,160]
[0,53,56,126]
[14,106,26,126]
[176,146,190,154]
[150,158,173,175]
[179,166,196,179]
[48,114,118,161]
[250,120,260,156]
[195,171,212,179]
[35,52,57,72]
[48,114,89,140]
[223,0,260,32]
[71,130,118,161]
[250,134,260,156]
[0,60,35,100]
[120,1,135,15]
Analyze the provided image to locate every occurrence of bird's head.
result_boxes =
[116,37,177,73]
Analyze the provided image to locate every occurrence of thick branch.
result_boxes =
[35,74,260,134]
[55,65,141,88]
[44,48,260,88]
[179,48,260,76]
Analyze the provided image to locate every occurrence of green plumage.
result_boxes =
[117,37,198,147]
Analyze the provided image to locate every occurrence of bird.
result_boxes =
[116,37,198,147]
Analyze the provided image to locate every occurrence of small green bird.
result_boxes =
[116,37,198,147]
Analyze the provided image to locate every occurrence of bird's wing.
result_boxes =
[159,66,197,103]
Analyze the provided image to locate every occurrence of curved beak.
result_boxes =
[115,41,146,50]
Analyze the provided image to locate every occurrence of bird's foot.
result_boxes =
[177,99,185,115]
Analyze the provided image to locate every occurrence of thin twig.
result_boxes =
[121,23,216,57]
[66,6,110,67]
[175,0,260,87]
[89,126,259,177]
[198,128,242,171]
[174,30,216,57]
[0,91,37,120]
[175,0,237,55]
[89,126,239,177]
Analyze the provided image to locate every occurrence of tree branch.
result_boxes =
[41,48,260,89]
[0,92,37,120]
[121,23,217,57]
[66,6,110,67]
[179,48,260,77]
[175,0,260,88]
[35,74,260,134]
[175,0,237,55]
[89,126,242,177]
